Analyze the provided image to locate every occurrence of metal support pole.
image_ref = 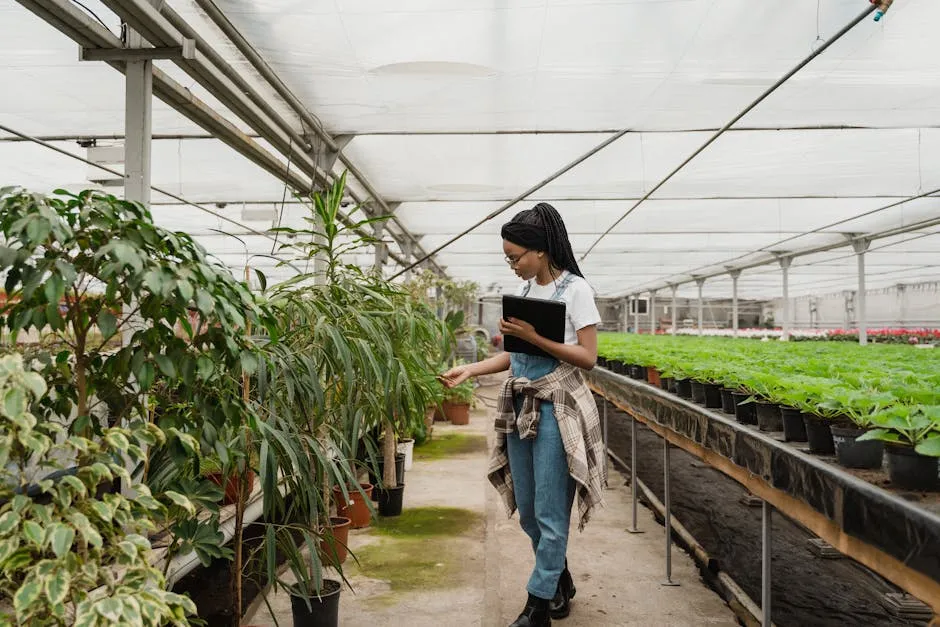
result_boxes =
[779,257,792,341]
[853,239,871,345]
[649,290,657,335]
[626,414,643,533]
[662,438,679,586]
[729,270,741,337]
[602,400,609,489]
[373,220,388,275]
[670,284,678,336]
[897,283,907,328]
[696,278,705,336]
[633,294,639,335]
[762,501,772,626]
[122,19,153,495]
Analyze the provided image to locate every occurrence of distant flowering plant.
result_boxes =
[660,327,939,344]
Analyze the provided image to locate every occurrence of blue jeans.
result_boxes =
[508,353,577,600]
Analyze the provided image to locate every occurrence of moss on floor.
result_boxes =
[346,507,483,605]
[413,432,487,461]
[349,538,463,594]
[373,506,482,538]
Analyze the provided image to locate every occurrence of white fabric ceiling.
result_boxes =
[2,0,939,299]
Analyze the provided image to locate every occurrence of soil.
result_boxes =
[599,396,928,627]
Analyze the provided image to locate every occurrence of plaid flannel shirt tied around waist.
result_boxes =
[488,362,607,531]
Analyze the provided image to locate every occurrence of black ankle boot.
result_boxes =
[549,563,576,619]
[509,593,551,627]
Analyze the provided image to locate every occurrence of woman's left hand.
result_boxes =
[499,317,538,343]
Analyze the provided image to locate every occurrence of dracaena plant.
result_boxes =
[0,352,197,626]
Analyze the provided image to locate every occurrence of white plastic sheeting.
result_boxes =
[2,0,939,299]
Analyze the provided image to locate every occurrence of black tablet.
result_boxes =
[502,294,566,358]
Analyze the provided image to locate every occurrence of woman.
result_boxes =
[442,202,607,627]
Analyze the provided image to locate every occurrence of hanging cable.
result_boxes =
[392,3,878,280]
[579,2,878,262]
[0,122,289,246]
[389,129,632,280]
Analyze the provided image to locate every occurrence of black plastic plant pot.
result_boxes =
[719,389,736,414]
[598,356,608,368]
[675,379,693,399]
[636,366,648,382]
[690,381,706,404]
[377,483,405,516]
[831,426,883,469]
[756,402,782,432]
[661,377,674,392]
[290,579,341,627]
[703,384,723,409]
[802,413,835,455]
[886,444,939,491]
[370,453,406,500]
[781,408,808,442]
[732,393,757,425]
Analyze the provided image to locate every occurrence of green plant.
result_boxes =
[596,332,940,447]
[443,379,475,405]
[0,188,278,614]
[0,352,197,625]
[858,405,940,455]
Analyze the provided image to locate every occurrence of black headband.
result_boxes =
[501,221,548,251]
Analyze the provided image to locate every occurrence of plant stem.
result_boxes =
[383,417,397,487]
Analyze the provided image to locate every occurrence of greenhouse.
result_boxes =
[1,0,938,625]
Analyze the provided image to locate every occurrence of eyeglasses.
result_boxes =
[504,249,533,267]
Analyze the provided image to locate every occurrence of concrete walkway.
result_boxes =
[244,375,737,627]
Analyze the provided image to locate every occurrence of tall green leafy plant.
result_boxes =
[0,188,276,618]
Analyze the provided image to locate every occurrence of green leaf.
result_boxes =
[23,521,44,547]
[195,288,214,315]
[915,435,940,458]
[3,387,27,420]
[163,491,196,516]
[95,598,123,622]
[0,512,20,535]
[239,350,259,375]
[197,355,214,381]
[154,354,176,378]
[47,523,75,558]
[45,568,70,606]
[13,578,41,614]
[97,311,117,339]
[138,361,155,391]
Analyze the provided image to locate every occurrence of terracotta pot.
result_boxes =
[443,401,470,425]
[647,367,661,387]
[333,483,373,529]
[206,470,255,506]
[319,516,351,566]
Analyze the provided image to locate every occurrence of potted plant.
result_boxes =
[859,405,940,490]
[442,378,475,426]
[0,352,198,625]
[817,389,893,469]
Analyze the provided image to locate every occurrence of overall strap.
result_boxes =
[550,272,577,301]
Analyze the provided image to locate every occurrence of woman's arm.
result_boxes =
[440,352,511,388]
[499,318,597,370]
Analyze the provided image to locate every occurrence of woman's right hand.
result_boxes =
[440,365,473,388]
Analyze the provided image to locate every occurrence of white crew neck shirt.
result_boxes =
[516,271,601,345]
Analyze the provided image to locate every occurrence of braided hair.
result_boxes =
[501,202,584,278]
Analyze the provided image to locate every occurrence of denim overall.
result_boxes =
[508,273,578,600]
